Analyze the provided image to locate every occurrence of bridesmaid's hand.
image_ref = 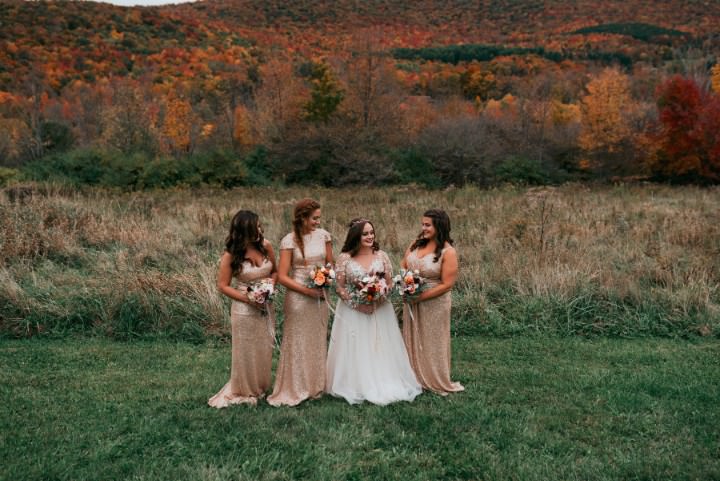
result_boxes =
[305,287,325,299]
[405,294,423,305]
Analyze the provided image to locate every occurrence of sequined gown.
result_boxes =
[208,259,275,408]
[326,251,421,405]
[402,247,464,394]
[267,228,331,407]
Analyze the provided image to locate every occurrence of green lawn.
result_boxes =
[1,337,718,481]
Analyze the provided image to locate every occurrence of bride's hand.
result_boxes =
[355,303,375,315]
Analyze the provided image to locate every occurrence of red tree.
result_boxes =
[651,76,720,183]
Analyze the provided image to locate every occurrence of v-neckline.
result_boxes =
[352,253,379,273]
[244,257,268,269]
[413,249,437,261]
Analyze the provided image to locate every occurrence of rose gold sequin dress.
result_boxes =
[267,228,331,407]
[208,259,275,408]
[402,248,464,395]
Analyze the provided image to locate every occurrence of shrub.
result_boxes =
[390,149,441,188]
[493,156,555,185]
[0,167,21,186]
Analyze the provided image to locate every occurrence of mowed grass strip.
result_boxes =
[1,337,718,481]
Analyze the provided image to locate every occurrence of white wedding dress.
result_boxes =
[326,251,422,405]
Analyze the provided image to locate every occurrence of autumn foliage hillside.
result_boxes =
[1,0,720,187]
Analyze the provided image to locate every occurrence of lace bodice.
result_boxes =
[406,247,451,285]
[335,250,393,301]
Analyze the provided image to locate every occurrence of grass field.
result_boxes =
[2,183,719,339]
[1,337,719,481]
[2,184,719,480]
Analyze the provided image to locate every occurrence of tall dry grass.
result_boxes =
[1,183,718,339]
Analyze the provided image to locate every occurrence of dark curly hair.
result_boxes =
[341,218,379,256]
[410,209,453,262]
[225,210,267,275]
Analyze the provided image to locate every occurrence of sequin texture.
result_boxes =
[402,248,464,395]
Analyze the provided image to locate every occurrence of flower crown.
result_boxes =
[349,218,370,227]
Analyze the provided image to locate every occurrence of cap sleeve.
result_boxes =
[280,233,296,250]
[319,228,332,243]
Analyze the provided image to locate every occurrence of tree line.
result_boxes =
[1,44,719,189]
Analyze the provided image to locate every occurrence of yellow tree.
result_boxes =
[580,68,633,151]
[579,68,638,174]
[232,104,252,148]
[161,94,196,155]
[711,64,720,94]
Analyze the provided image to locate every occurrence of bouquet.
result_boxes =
[393,269,426,300]
[349,272,390,306]
[247,278,275,305]
[308,263,336,289]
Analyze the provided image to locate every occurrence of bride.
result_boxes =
[326,218,422,405]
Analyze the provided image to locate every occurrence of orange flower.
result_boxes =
[314,272,326,286]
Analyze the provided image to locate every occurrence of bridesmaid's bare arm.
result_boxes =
[400,244,413,270]
[414,247,458,303]
[277,248,324,298]
[264,240,279,285]
[325,240,334,265]
[217,252,255,305]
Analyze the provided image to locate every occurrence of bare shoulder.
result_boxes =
[379,249,393,260]
[219,251,234,267]
[442,244,457,259]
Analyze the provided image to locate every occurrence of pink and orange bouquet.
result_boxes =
[247,278,275,305]
[393,269,426,299]
[349,273,390,306]
[308,263,336,289]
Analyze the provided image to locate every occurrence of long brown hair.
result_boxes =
[341,218,379,257]
[292,198,321,258]
[410,209,453,262]
[225,210,267,275]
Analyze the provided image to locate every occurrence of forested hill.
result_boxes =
[3,0,720,90]
[2,0,720,187]
[182,0,719,37]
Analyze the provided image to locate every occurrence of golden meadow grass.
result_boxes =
[1,183,718,339]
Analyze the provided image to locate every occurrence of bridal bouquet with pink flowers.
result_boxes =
[247,278,275,305]
[349,272,390,307]
[307,263,336,289]
[393,269,426,299]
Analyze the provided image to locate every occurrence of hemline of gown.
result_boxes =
[208,382,265,408]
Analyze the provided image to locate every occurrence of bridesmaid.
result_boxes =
[401,209,464,395]
[209,210,278,408]
[267,198,333,406]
